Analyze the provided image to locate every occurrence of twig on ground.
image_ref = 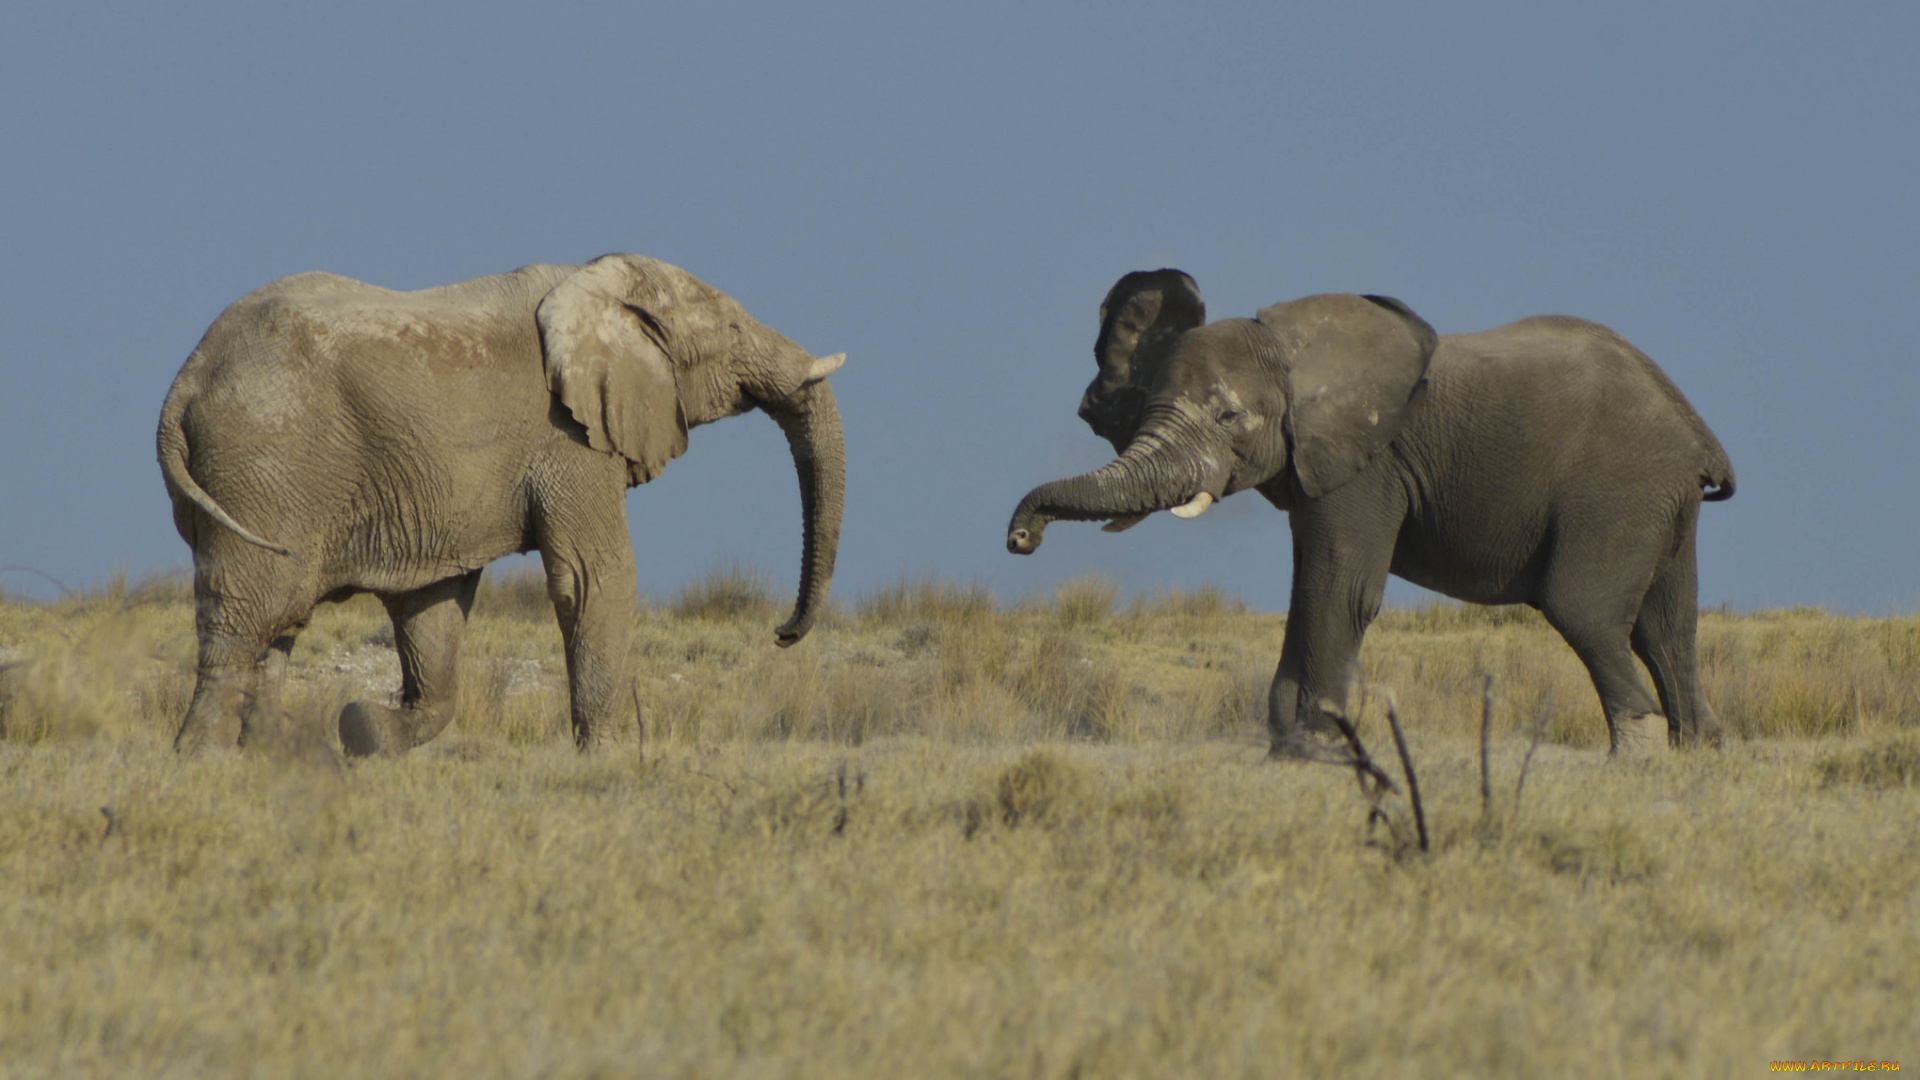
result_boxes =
[1479,674,1494,819]
[1314,696,1429,857]
[1383,693,1429,854]
[0,565,77,599]
[632,683,646,756]
[1511,692,1553,822]
[1317,698,1399,795]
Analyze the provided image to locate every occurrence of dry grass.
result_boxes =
[1,571,1917,1076]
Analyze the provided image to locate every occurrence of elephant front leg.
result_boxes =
[542,541,636,752]
[1266,509,1396,760]
[339,571,480,758]
[1267,609,1375,760]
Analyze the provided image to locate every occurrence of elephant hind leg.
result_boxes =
[1545,609,1666,756]
[338,571,480,758]
[1631,505,1722,748]
[177,561,314,753]
[236,632,302,750]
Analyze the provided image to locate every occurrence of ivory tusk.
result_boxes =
[1101,513,1148,533]
[805,353,846,382]
[1169,492,1215,519]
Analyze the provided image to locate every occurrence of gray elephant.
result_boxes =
[1008,270,1733,756]
[159,253,846,756]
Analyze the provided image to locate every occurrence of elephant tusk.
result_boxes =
[1101,513,1148,533]
[805,353,846,383]
[1170,492,1215,519]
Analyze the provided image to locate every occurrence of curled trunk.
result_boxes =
[765,379,845,644]
[1007,427,1220,553]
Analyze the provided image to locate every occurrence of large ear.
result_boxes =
[1257,293,1438,499]
[1082,269,1206,450]
[537,255,689,484]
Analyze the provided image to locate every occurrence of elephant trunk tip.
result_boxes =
[1007,500,1050,554]
[773,616,812,648]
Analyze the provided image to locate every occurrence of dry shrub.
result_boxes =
[1815,732,1920,788]
[0,616,164,743]
[1158,663,1268,741]
[1701,611,1920,738]
[994,750,1084,826]
[1527,821,1663,884]
[1125,583,1248,632]
[856,576,996,627]
[671,562,780,623]
[1378,601,1548,634]
[934,615,1016,693]
[1052,574,1118,627]
[474,565,555,623]
[464,655,569,745]
[1011,631,1130,741]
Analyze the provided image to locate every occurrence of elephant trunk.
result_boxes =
[764,379,845,645]
[1007,423,1223,554]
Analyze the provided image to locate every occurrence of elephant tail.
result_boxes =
[1701,443,1735,502]
[157,380,298,559]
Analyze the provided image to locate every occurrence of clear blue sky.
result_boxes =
[2,3,1915,613]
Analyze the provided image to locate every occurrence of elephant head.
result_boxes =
[1080,269,1207,454]
[539,254,845,644]
[1009,275,1437,553]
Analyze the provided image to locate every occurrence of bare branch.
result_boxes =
[0,565,77,599]
[1317,698,1399,795]
[1479,674,1494,819]
[1512,692,1553,822]
[1384,693,1429,854]
[632,682,646,758]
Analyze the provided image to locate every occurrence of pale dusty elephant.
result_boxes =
[1008,270,1733,756]
[159,254,846,756]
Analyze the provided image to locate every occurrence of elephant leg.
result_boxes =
[1631,505,1722,748]
[238,633,300,748]
[1539,508,1686,756]
[338,571,480,758]
[540,523,637,751]
[177,558,311,753]
[177,636,254,753]
[1541,588,1666,756]
[1267,504,1398,758]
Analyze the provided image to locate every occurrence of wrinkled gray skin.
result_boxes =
[1009,270,1734,757]
[159,254,846,756]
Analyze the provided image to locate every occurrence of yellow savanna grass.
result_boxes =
[1,570,1916,1075]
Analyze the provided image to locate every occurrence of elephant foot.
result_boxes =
[1608,712,1670,759]
[1266,735,1328,763]
[339,702,429,758]
[173,711,243,755]
[1671,713,1726,750]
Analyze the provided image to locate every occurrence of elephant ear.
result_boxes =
[1082,269,1206,450]
[538,255,689,484]
[1258,293,1438,500]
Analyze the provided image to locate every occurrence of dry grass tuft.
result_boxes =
[1050,574,1119,627]
[473,564,555,622]
[670,560,781,622]
[1814,730,1920,788]
[994,749,1083,826]
[855,575,997,626]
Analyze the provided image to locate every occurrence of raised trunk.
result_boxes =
[1007,428,1219,553]
[765,380,845,645]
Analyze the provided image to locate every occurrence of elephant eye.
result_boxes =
[1217,409,1240,424]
